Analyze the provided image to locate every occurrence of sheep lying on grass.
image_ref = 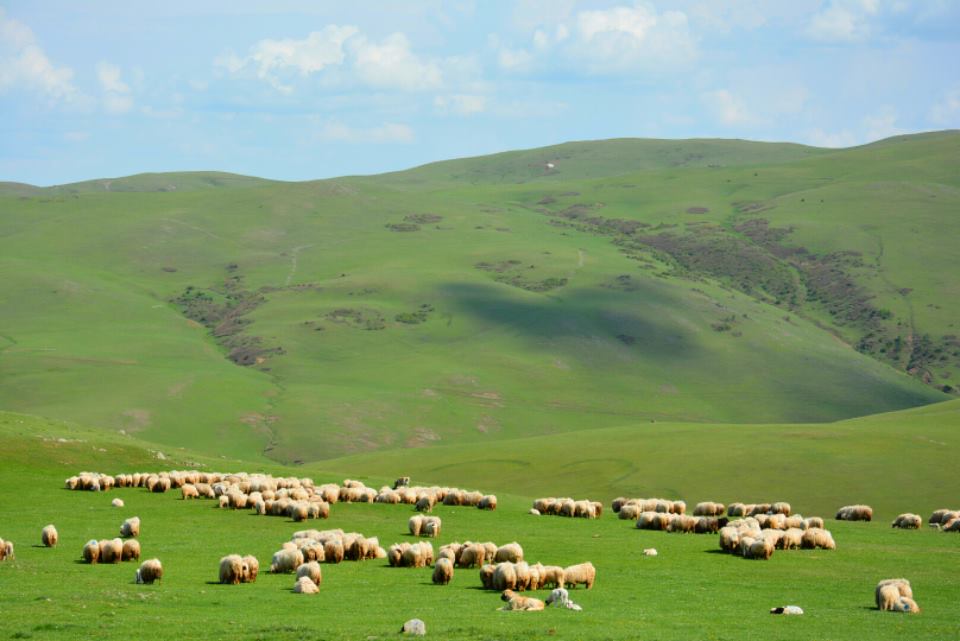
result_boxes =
[293,576,319,594]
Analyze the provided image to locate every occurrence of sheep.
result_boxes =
[219,554,245,584]
[408,515,425,537]
[293,576,319,594]
[111,498,125,508]
[746,538,775,560]
[769,502,792,516]
[694,501,726,517]
[432,557,453,585]
[388,543,410,567]
[136,558,163,584]
[181,484,199,500]
[876,579,917,612]
[719,526,740,553]
[493,562,518,591]
[642,548,658,557]
[218,495,230,508]
[296,561,322,586]
[803,516,824,529]
[458,543,486,568]
[563,562,595,589]
[393,476,411,489]
[323,539,344,564]
[82,539,100,564]
[402,542,433,568]
[800,527,836,550]
[513,561,533,591]
[944,518,960,532]
[242,555,259,582]
[892,513,922,529]
[415,495,435,513]
[529,508,541,516]
[494,542,523,563]
[778,528,804,550]
[618,504,641,520]
[784,515,805,530]
[478,495,497,510]
[480,564,496,589]
[101,538,123,564]
[836,505,873,521]
[422,517,442,538]
[438,542,461,564]
[41,524,58,548]
[538,564,566,588]
[928,509,958,526]
[120,516,140,538]
[500,589,545,611]
[727,503,748,517]
[122,539,141,561]
[270,548,304,573]
[300,542,325,563]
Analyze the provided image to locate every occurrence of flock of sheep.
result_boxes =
[1,469,952,620]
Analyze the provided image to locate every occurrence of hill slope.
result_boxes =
[1,133,956,462]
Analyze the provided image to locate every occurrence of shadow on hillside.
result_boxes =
[437,282,696,360]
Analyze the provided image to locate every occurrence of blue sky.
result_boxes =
[1,1,958,185]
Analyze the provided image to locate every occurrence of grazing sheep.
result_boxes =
[458,543,486,568]
[727,503,748,517]
[293,576,319,594]
[494,542,524,564]
[892,513,922,529]
[122,539,141,561]
[944,518,960,532]
[694,501,726,517]
[219,554,245,584]
[493,562,518,591]
[408,515,424,537]
[746,538,775,560]
[438,542,462,564]
[120,516,140,538]
[388,543,410,567]
[181,484,199,500]
[82,539,100,564]
[800,527,837,550]
[136,558,163,584]
[323,539,344,564]
[101,538,123,564]
[718,526,740,553]
[769,502,792,516]
[270,548,304,573]
[876,578,913,610]
[242,555,259,582]
[41,525,58,548]
[433,557,454,585]
[803,516,824,529]
[891,597,920,613]
[480,564,496,589]
[836,505,873,522]
[563,562,596,589]
[422,517,442,538]
[296,561,322,585]
[500,589,545,611]
[401,619,426,635]
[539,565,566,588]
[928,509,958,526]
[642,548,658,557]
[111,498,124,508]
[778,528,804,550]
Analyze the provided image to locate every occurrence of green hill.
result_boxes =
[1,133,957,463]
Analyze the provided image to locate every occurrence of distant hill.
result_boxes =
[0,132,956,463]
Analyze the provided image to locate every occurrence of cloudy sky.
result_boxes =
[2,1,958,185]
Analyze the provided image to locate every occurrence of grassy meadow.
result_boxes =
[1,133,957,464]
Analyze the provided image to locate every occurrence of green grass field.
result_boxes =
[1,133,957,464]
[0,409,958,641]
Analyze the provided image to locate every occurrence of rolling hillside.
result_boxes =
[1,132,957,463]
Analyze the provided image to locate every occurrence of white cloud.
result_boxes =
[863,106,904,141]
[496,3,697,74]
[702,89,754,125]
[806,0,879,42]
[434,93,487,115]
[315,121,415,144]
[0,8,79,103]
[807,128,858,148]
[349,33,441,91]
[930,88,960,125]
[97,62,133,114]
